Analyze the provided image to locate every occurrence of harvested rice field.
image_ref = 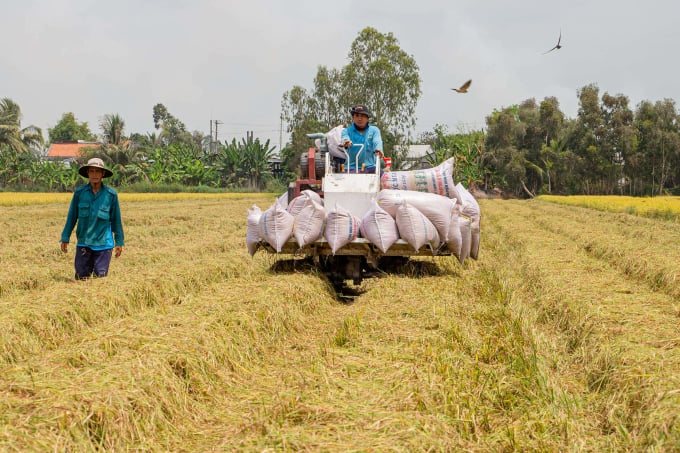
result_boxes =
[1,193,678,451]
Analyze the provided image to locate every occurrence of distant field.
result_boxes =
[0,192,265,206]
[1,194,678,451]
[538,194,680,221]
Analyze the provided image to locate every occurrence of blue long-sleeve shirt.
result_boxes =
[340,123,383,171]
[60,183,125,250]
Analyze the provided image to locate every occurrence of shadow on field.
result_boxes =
[377,257,446,278]
[268,257,366,302]
[268,256,448,302]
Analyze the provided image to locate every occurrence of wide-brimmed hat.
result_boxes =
[350,105,372,118]
[78,158,113,178]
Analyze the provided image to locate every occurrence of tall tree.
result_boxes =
[99,113,126,145]
[570,84,606,194]
[600,92,635,194]
[539,97,564,146]
[0,98,44,154]
[538,97,566,193]
[633,99,680,195]
[0,98,44,188]
[281,27,421,165]
[151,103,194,147]
[342,27,421,142]
[48,112,97,143]
[310,66,345,128]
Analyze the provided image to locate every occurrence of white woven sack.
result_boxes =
[446,205,462,261]
[293,199,326,247]
[287,189,323,217]
[246,205,262,257]
[326,125,347,159]
[324,202,360,254]
[380,157,460,199]
[456,183,481,260]
[275,191,288,210]
[395,202,440,252]
[258,202,295,253]
[376,189,456,242]
[456,182,481,220]
[360,200,399,253]
[470,217,481,260]
[458,215,472,264]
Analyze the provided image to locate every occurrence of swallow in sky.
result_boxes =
[452,79,472,93]
[543,29,562,54]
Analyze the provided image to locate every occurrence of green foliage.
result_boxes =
[151,103,194,147]
[0,98,44,156]
[421,125,486,187]
[280,27,421,161]
[3,76,680,196]
[342,27,421,137]
[208,136,277,190]
[99,113,126,145]
[48,112,97,143]
[118,182,232,193]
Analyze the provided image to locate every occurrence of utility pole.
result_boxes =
[211,120,222,153]
[209,119,213,153]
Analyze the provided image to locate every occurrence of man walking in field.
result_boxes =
[60,158,125,279]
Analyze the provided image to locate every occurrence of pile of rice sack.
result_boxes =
[245,157,481,264]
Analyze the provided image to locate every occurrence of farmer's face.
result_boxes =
[352,113,369,128]
[87,167,104,184]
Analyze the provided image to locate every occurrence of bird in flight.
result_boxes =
[543,29,562,54]
[452,79,472,93]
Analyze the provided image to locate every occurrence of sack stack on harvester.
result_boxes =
[246,133,481,286]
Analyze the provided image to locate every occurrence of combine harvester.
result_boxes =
[248,133,480,289]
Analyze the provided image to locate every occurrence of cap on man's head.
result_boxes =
[350,105,372,118]
[78,158,113,178]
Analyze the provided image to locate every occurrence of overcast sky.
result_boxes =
[3,0,678,151]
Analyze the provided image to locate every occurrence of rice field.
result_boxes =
[538,194,680,221]
[1,193,679,451]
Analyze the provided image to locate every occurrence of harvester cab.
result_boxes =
[321,143,381,219]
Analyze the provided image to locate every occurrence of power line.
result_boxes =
[209,119,223,153]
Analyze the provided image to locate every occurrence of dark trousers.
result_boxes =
[74,247,112,279]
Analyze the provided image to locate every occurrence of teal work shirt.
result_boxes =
[60,183,125,250]
[340,123,383,171]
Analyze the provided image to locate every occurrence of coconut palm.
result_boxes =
[0,98,44,154]
[99,113,126,145]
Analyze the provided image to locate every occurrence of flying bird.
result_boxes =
[452,79,472,93]
[543,29,562,54]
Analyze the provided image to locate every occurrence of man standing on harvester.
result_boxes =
[341,105,384,173]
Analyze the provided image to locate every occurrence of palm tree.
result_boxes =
[0,98,44,154]
[0,98,44,187]
[99,113,126,145]
[240,137,276,189]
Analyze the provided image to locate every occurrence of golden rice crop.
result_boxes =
[1,195,678,451]
[0,191,269,206]
[538,194,680,221]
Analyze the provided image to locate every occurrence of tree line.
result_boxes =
[2,27,679,196]
[279,28,679,198]
[0,101,280,192]
[474,85,679,197]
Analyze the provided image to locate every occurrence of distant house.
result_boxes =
[45,141,102,167]
[268,155,283,178]
[394,144,435,170]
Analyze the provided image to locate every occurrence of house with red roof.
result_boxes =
[45,141,102,165]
